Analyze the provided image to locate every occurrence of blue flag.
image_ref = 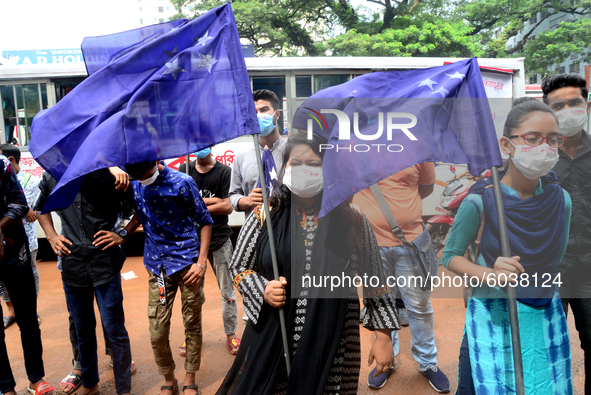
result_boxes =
[292,58,502,217]
[30,3,258,213]
[257,146,278,196]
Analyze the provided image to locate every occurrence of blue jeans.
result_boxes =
[380,245,438,370]
[208,238,238,336]
[63,275,132,394]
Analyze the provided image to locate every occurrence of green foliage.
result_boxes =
[317,17,482,57]
[524,18,591,74]
[170,0,329,56]
[170,0,591,73]
[459,0,591,62]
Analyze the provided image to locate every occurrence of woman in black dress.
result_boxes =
[217,133,399,395]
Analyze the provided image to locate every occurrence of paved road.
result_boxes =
[4,257,585,394]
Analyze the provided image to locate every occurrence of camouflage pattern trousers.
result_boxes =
[147,264,205,375]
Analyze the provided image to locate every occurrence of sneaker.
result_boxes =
[367,360,396,390]
[421,366,450,393]
[397,307,409,326]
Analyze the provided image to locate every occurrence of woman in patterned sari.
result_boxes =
[217,133,399,395]
[442,100,573,394]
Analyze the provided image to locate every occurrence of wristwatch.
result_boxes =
[118,229,129,240]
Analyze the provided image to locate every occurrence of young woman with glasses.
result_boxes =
[442,100,573,394]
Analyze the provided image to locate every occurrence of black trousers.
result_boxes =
[560,257,591,395]
[0,261,44,393]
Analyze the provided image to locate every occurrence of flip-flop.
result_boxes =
[28,382,58,395]
[3,315,15,329]
[227,337,240,355]
[60,372,82,395]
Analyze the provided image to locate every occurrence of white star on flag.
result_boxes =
[269,167,277,181]
[418,78,438,90]
[432,87,450,97]
[197,31,213,46]
[446,71,466,80]
[162,58,186,81]
[192,51,218,73]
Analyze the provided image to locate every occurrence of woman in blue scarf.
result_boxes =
[442,100,573,394]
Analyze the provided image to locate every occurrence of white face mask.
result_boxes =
[139,167,159,186]
[283,166,323,198]
[555,107,588,137]
[508,141,559,180]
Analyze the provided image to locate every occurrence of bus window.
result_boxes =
[1,83,48,147]
[15,84,42,147]
[1,86,16,144]
[314,75,350,93]
[296,75,311,97]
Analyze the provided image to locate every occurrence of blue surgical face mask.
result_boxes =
[258,113,276,137]
[195,148,211,159]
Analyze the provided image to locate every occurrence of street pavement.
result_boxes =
[4,256,585,394]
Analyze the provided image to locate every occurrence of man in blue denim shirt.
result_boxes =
[122,161,212,395]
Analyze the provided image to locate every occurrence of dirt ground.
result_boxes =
[3,257,585,395]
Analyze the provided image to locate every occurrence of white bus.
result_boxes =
[0,56,526,235]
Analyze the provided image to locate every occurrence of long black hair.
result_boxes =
[270,132,364,258]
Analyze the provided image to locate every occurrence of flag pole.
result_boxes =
[185,155,190,174]
[252,134,291,375]
[490,166,525,395]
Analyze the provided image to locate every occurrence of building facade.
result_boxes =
[506,8,590,84]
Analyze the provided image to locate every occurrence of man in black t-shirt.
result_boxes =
[179,147,240,355]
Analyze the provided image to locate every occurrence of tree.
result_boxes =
[319,0,482,57]
[523,18,591,74]
[317,17,482,57]
[170,0,330,56]
[458,0,591,65]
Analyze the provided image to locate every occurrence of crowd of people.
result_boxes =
[0,73,590,395]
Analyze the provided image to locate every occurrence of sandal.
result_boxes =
[60,372,82,394]
[28,382,58,395]
[3,315,15,329]
[227,337,240,355]
[179,342,186,357]
[182,384,199,395]
[161,379,179,395]
[109,360,137,376]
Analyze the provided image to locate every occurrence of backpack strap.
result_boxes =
[472,209,486,259]
[369,183,408,244]
[471,184,492,259]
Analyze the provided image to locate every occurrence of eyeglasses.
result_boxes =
[507,133,566,148]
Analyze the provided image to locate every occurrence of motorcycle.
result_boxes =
[426,165,470,256]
